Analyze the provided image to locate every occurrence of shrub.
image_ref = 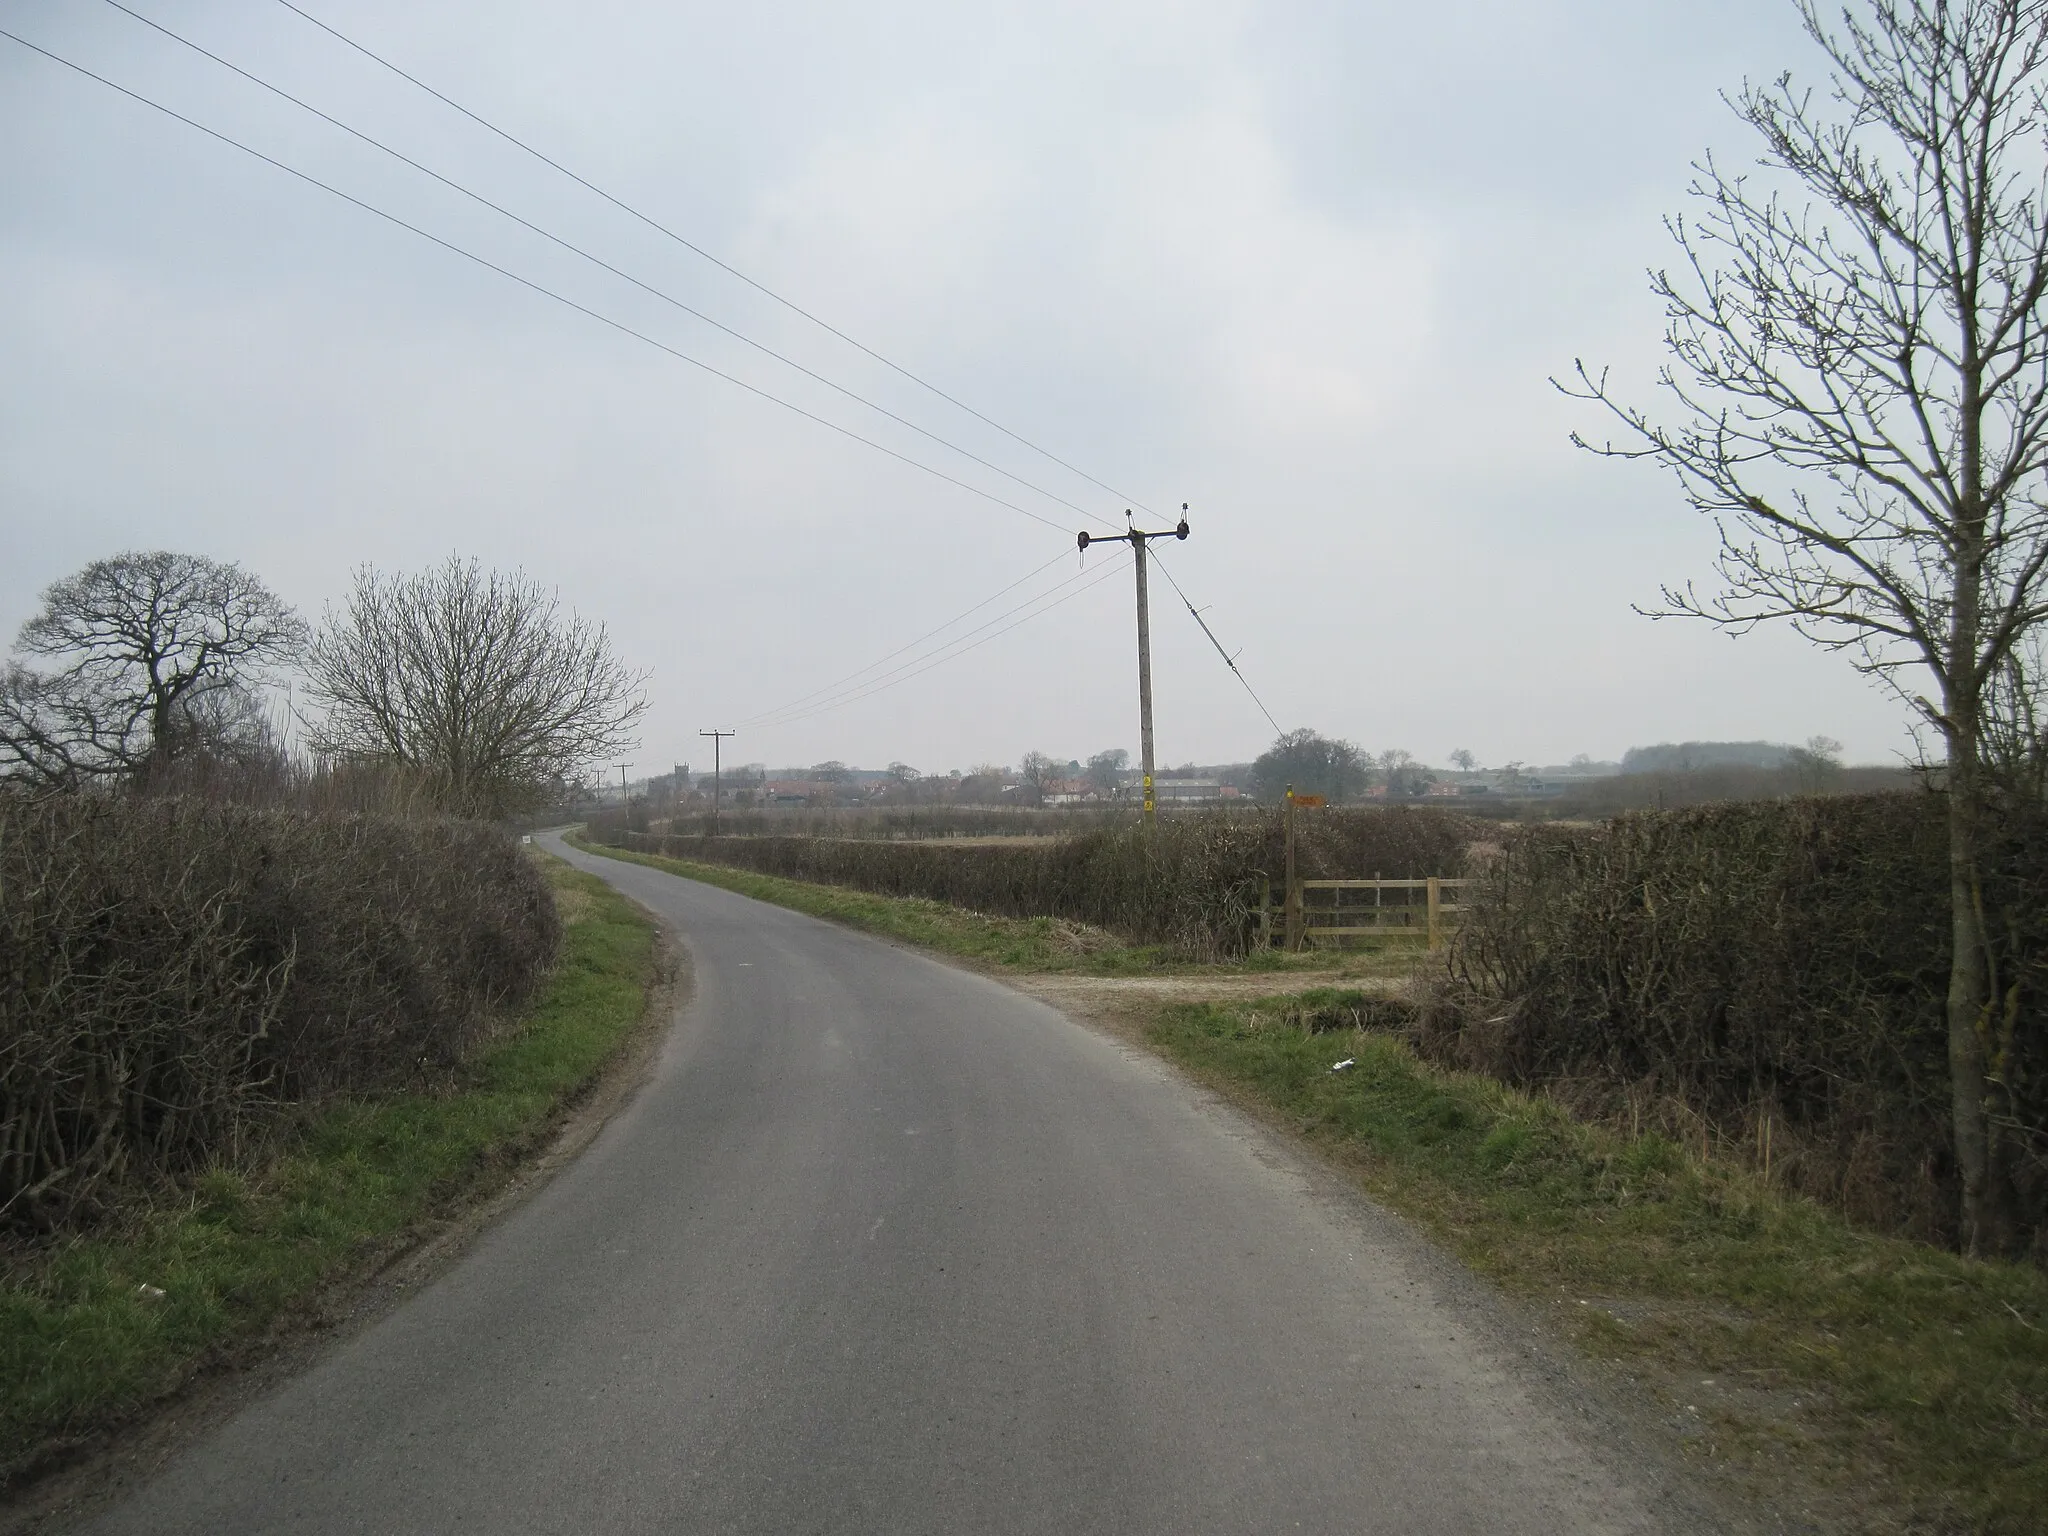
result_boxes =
[0,791,558,1234]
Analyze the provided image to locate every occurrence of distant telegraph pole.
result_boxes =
[615,762,634,811]
[1078,505,1189,821]
[698,729,735,836]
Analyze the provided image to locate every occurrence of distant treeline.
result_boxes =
[1619,740,1802,772]
[1502,763,1915,819]
[648,804,1135,841]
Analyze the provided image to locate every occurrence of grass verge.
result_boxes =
[1150,992,2048,1534]
[0,858,657,1488]
[568,834,1417,979]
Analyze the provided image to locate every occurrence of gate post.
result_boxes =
[1284,788,1303,952]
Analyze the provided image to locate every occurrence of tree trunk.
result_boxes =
[1945,723,2008,1255]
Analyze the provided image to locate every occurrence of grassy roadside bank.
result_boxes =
[0,858,657,1489]
[578,835,2046,1533]
[565,834,1413,978]
[1151,996,2048,1533]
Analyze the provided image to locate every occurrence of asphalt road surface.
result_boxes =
[77,832,1715,1534]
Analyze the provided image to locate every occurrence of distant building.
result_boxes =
[763,779,845,805]
[1038,777,1099,806]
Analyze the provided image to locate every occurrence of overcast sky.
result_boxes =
[2,0,1924,776]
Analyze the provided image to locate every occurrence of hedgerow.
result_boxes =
[0,791,558,1234]
[1424,791,2048,1254]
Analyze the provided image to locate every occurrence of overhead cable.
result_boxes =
[1148,547,1284,735]
[749,555,1130,732]
[741,552,1125,729]
[0,25,1070,535]
[735,549,1069,726]
[743,552,1131,731]
[98,0,1104,525]
[271,0,1157,516]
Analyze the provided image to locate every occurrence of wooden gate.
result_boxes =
[1258,876,1468,950]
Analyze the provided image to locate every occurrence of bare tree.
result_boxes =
[0,551,304,786]
[1563,0,2048,1249]
[1085,747,1130,795]
[958,762,1010,804]
[1786,733,1847,791]
[1449,748,1478,774]
[303,557,647,818]
[1017,750,1061,802]
[1379,748,1434,797]
[1250,729,1370,802]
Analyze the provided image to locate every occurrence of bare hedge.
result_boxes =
[0,792,558,1233]
[1426,791,2047,1253]
[599,805,1487,954]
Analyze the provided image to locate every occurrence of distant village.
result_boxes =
[596,738,1871,814]
[608,755,1639,809]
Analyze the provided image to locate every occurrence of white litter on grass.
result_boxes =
[1331,1059,1355,1072]
[136,1284,166,1300]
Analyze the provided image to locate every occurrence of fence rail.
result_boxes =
[1259,876,1469,950]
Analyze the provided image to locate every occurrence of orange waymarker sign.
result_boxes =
[1292,794,1326,808]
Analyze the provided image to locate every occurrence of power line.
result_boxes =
[1148,546,1284,736]
[98,0,1104,526]
[735,548,1070,725]
[743,551,1132,732]
[271,0,1157,516]
[0,25,1071,535]
[755,554,1130,731]
[741,552,1124,729]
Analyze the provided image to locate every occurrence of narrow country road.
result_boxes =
[75,833,1717,1534]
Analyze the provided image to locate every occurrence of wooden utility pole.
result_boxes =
[1077,505,1189,822]
[1284,784,1302,951]
[1134,535,1155,817]
[614,762,634,811]
[698,729,734,837]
